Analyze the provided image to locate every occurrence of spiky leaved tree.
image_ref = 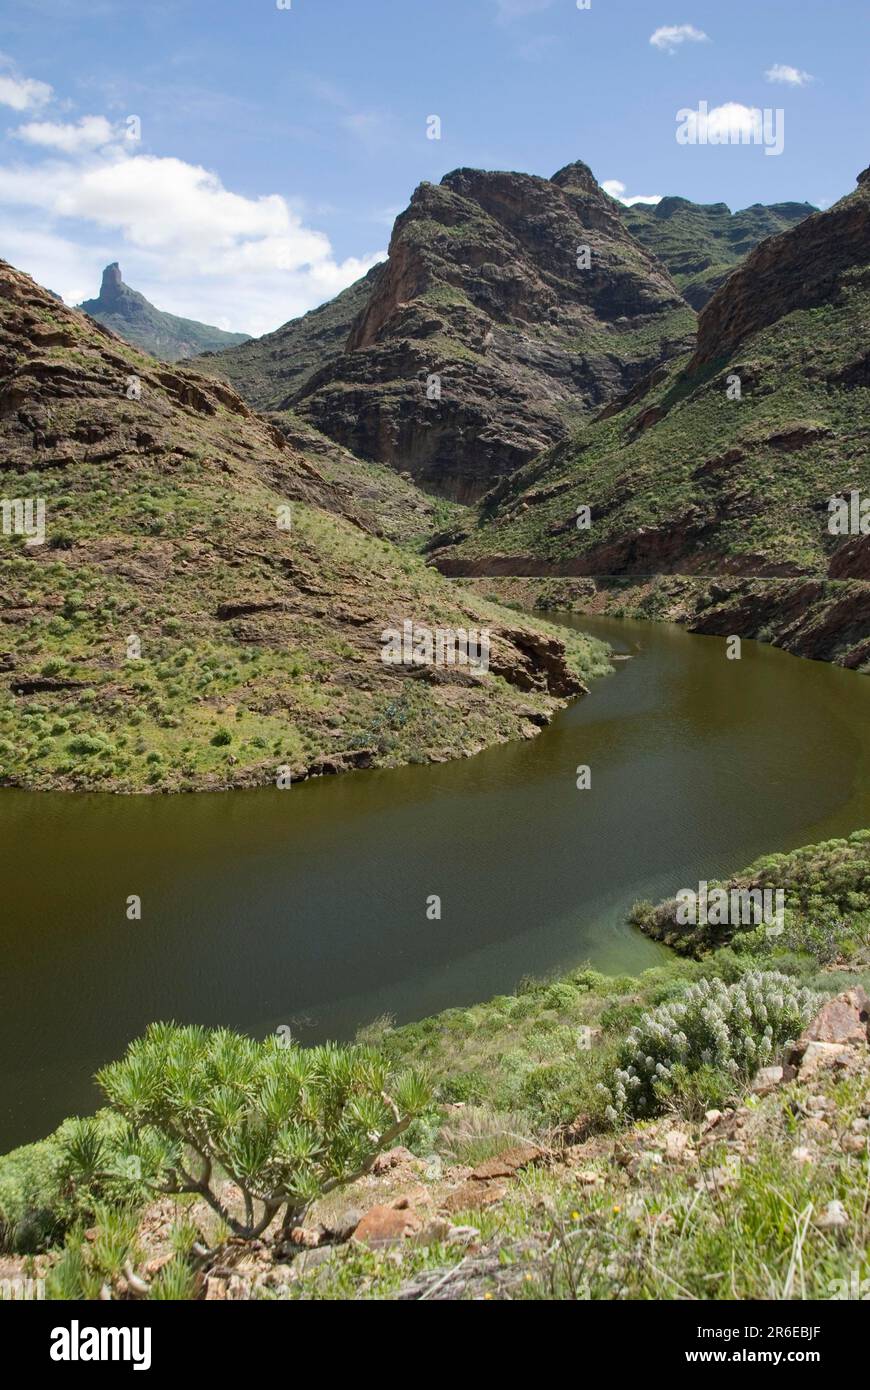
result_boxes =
[63,1023,430,1241]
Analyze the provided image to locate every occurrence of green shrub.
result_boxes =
[62,1023,430,1242]
[542,982,580,1011]
[0,1135,66,1252]
[66,734,111,757]
[0,1111,130,1253]
[601,972,819,1123]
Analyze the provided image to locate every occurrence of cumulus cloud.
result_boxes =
[602,179,662,207]
[650,25,709,54]
[0,53,52,110]
[0,58,387,334]
[13,115,116,154]
[0,146,385,335]
[680,102,764,142]
[765,63,813,86]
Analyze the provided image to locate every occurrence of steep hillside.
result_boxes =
[619,197,815,308]
[436,168,870,668]
[78,264,251,363]
[201,161,694,501]
[191,264,382,411]
[0,259,611,793]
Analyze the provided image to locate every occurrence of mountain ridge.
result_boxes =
[432,166,870,669]
[78,263,251,364]
[618,195,816,308]
[194,159,695,501]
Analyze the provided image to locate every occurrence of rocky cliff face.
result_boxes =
[79,264,251,363]
[690,172,870,370]
[433,167,870,666]
[202,161,694,501]
[299,162,693,500]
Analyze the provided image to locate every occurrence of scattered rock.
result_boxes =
[287,1246,339,1277]
[814,1200,849,1232]
[351,1201,423,1247]
[800,991,869,1047]
[793,1040,851,1079]
[441,1181,509,1215]
[664,1130,690,1162]
[371,1146,415,1175]
[751,1065,784,1094]
[287,1226,322,1249]
[791,1146,814,1164]
[469,1144,544,1181]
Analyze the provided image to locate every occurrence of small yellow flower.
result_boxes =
[524,1273,533,1282]
[612,1204,621,1214]
[571,1211,580,1221]
[484,1291,493,1300]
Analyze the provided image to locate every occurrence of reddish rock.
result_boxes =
[371,1146,415,1175]
[351,1202,422,1247]
[288,1226,321,1249]
[793,1041,850,1079]
[751,1065,784,1094]
[799,991,869,1048]
[441,1181,509,1214]
[469,1144,544,1181]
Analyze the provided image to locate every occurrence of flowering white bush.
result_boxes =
[601,972,818,1122]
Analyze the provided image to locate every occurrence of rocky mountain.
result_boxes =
[434,167,870,669]
[0,259,610,793]
[78,263,251,363]
[197,161,695,501]
[193,263,382,411]
[619,197,816,309]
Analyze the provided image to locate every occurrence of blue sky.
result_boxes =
[0,0,867,334]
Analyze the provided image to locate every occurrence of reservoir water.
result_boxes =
[2,613,869,1148]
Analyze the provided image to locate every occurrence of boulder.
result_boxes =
[469,1143,543,1181]
[351,1200,423,1247]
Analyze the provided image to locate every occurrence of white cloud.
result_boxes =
[0,146,385,336]
[0,53,52,110]
[693,102,763,141]
[0,214,108,304]
[650,25,709,54]
[602,179,663,208]
[13,115,116,154]
[765,63,813,86]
